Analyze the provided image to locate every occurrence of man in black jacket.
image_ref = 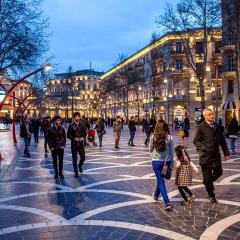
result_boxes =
[193,108,230,203]
[20,116,33,157]
[48,116,66,179]
[67,112,87,177]
[128,116,136,146]
[42,116,51,154]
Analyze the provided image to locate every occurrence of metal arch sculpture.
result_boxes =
[0,64,51,112]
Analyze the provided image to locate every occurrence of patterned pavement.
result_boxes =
[0,126,240,240]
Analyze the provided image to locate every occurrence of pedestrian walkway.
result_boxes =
[0,127,240,240]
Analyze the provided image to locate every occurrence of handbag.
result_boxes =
[178,130,185,137]
[161,153,172,180]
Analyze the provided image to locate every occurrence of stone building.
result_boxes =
[221,0,240,126]
[44,69,103,118]
[100,29,223,126]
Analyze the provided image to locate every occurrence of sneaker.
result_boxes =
[59,174,64,180]
[189,195,196,204]
[131,144,135,146]
[164,204,173,212]
[209,197,217,204]
[181,201,190,206]
[152,193,158,201]
[115,146,119,149]
[128,142,130,146]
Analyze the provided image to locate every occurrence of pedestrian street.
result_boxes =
[0,127,240,240]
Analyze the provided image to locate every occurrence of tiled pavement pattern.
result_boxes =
[0,126,240,240]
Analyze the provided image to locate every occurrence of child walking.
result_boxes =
[175,144,199,206]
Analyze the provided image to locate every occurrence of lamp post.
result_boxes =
[136,86,142,124]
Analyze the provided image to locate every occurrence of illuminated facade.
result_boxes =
[100,29,223,125]
[221,0,240,126]
[44,69,103,118]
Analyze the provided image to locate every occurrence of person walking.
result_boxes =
[128,116,136,146]
[175,144,199,206]
[67,112,86,177]
[113,116,122,149]
[95,118,105,148]
[193,108,230,203]
[227,117,239,155]
[182,113,190,147]
[20,116,33,158]
[48,116,66,180]
[42,116,52,154]
[33,117,41,143]
[142,115,151,146]
[149,120,174,211]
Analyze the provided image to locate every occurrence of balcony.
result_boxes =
[221,39,235,52]
[170,69,188,76]
[170,50,185,57]
[222,71,236,79]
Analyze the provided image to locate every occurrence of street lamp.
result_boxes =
[137,86,142,124]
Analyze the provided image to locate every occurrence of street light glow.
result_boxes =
[206,66,211,72]
[164,78,168,83]
[43,64,52,71]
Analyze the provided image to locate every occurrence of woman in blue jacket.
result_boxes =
[149,120,174,211]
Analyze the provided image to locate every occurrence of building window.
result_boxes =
[226,55,236,71]
[176,60,183,71]
[196,41,204,54]
[215,41,222,53]
[176,82,182,95]
[176,42,183,53]
[228,80,234,93]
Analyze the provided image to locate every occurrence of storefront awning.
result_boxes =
[222,100,236,110]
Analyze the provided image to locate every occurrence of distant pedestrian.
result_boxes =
[149,120,174,212]
[182,113,190,147]
[20,116,33,158]
[48,116,66,180]
[67,112,86,177]
[227,117,239,155]
[150,115,156,134]
[142,115,151,145]
[33,117,41,143]
[113,116,122,149]
[95,118,105,147]
[128,116,136,146]
[175,144,199,206]
[42,116,52,154]
[193,108,230,203]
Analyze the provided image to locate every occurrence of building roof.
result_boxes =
[11,79,32,85]
[101,27,222,80]
[54,69,104,80]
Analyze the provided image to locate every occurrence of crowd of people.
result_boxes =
[18,108,234,212]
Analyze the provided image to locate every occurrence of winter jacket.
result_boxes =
[48,126,66,150]
[67,121,86,146]
[128,120,136,132]
[113,121,122,133]
[193,121,229,167]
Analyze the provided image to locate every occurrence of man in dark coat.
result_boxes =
[193,108,230,203]
[48,116,66,180]
[42,116,51,153]
[128,116,136,146]
[142,115,151,145]
[67,112,86,177]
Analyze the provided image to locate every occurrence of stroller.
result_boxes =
[87,129,97,146]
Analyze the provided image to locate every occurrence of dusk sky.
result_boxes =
[42,0,177,74]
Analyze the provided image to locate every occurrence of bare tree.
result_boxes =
[156,0,222,110]
[0,0,49,75]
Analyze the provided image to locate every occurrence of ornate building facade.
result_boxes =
[100,29,223,125]
[44,69,103,118]
[221,0,240,126]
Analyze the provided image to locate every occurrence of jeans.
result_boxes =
[201,165,223,198]
[24,137,31,156]
[230,138,236,153]
[152,160,170,205]
[44,135,48,152]
[34,131,39,143]
[129,131,135,145]
[51,148,64,176]
[71,144,85,174]
[97,132,104,147]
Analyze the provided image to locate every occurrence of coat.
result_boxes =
[48,126,66,150]
[193,121,229,167]
[67,122,86,146]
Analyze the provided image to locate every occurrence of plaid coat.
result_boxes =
[175,158,193,187]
